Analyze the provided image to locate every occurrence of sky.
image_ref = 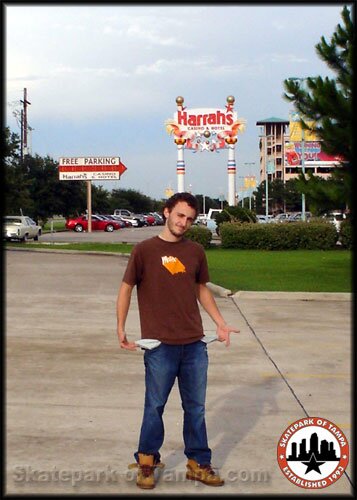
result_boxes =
[4,2,351,201]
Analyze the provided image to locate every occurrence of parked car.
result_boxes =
[196,214,208,226]
[271,213,291,223]
[150,212,164,225]
[287,212,312,222]
[205,209,222,234]
[4,215,42,242]
[113,209,145,227]
[256,215,274,224]
[321,211,346,231]
[113,209,132,217]
[108,215,132,228]
[143,213,156,226]
[100,214,127,228]
[65,215,121,232]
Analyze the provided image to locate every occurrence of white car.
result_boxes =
[287,212,312,222]
[322,211,346,231]
[205,209,222,234]
[196,214,208,226]
[271,213,291,223]
[257,215,274,224]
[4,215,42,242]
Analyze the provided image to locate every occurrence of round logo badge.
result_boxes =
[277,417,349,489]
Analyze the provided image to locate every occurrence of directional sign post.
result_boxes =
[59,157,127,232]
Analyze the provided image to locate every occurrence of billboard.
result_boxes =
[165,108,246,152]
[284,141,343,166]
[289,112,318,142]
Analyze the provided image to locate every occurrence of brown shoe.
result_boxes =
[186,459,224,486]
[128,453,164,490]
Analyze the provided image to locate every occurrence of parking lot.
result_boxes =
[5,248,352,494]
[39,225,163,244]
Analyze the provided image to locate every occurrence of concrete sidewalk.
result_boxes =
[5,250,353,495]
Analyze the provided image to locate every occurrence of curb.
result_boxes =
[5,247,131,259]
[233,290,352,301]
[207,282,232,298]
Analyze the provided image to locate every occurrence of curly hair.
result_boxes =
[162,192,199,221]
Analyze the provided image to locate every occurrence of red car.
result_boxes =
[143,214,156,226]
[65,215,121,232]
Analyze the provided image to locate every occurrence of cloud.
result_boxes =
[5,4,344,199]
[270,53,309,64]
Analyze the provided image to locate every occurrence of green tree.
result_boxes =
[270,179,286,213]
[195,194,220,214]
[283,5,353,207]
[216,205,256,226]
[253,179,303,214]
[4,128,34,215]
[294,173,346,215]
[284,179,305,212]
[3,127,21,161]
[92,185,111,214]
[22,154,86,224]
[109,188,155,213]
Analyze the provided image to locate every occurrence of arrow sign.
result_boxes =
[118,161,127,178]
[58,157,128,181]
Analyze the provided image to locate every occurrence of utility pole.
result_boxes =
[20,88,31,158]
[20,110,24,159]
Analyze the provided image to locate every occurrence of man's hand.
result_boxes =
[118,332,137,351]
[216,323,240,347]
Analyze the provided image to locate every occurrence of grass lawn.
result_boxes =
[7,242,134,254]
[6,243,351,293]
[206,248,352,293]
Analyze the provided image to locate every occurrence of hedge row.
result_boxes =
[339,220,353,249]
[185,225,212,249]
[219,221,340,250]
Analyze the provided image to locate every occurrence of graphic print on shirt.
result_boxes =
[161,255,186,275]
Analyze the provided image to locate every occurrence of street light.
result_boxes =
[289,77,308,221]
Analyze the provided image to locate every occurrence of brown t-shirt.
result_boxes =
[122,236,210,344]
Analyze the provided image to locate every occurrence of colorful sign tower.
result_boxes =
[165,96,246,206]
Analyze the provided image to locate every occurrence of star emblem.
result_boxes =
[301,453,325,474]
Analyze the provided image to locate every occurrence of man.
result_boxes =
[116,192,239,489]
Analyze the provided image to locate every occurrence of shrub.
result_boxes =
[215,206,257,227]
[339,219,352,249]
[220,221,339,250]
[185,225,212,249]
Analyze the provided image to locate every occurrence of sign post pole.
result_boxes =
[87,180,92,233]
[58,157,127,234]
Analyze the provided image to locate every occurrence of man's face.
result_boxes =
[164,201,196,238]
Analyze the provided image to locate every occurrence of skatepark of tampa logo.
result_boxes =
[277,417,349,489]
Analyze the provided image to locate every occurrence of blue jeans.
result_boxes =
[134,340,211,465]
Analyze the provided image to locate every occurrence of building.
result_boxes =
[256,117,289,184]
[256,116,342,184]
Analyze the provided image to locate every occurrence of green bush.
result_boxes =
[339,219,352,249]
[220,221,339,250]
[185,225,212,249]
[215,206,257,227]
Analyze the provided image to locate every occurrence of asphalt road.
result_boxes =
[38,225,220,245]
[39,226,164,244]
[5,250,352,495]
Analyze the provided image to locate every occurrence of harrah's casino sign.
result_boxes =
[174,108,237,132]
